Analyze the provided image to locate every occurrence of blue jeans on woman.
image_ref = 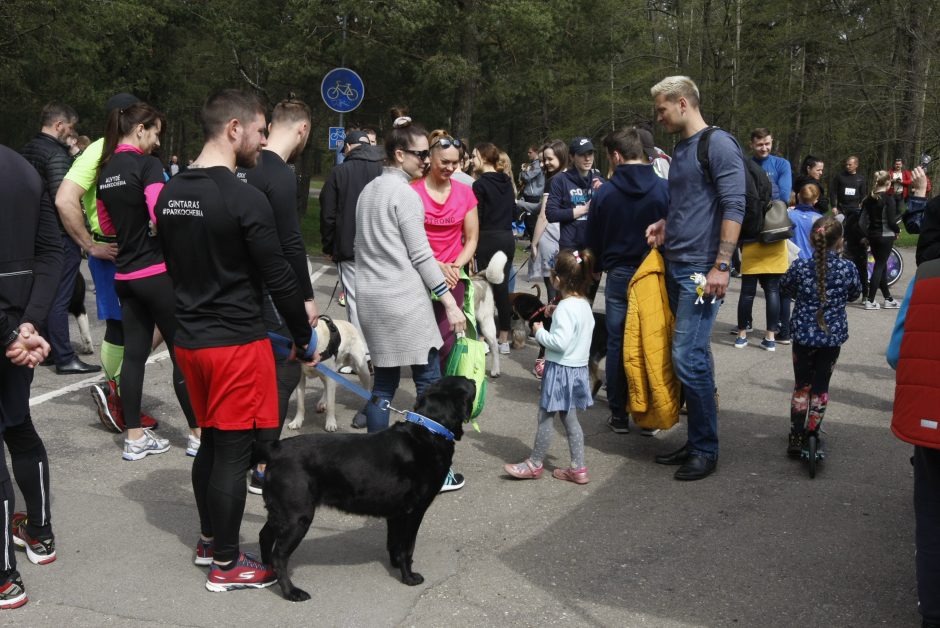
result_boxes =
[665,261,722,460]
[366,348,441,433]
[736,274,782,335]
[604,265,638,419]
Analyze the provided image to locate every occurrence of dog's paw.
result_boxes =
[315,401,327,414]
[286,418,303,430]
[401,572,424,586]
[324,417,338,432]
[285,587,311,602]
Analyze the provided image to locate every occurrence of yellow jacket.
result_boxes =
[624,249,680,430]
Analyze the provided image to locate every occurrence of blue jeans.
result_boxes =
[736,274,782,334]
[604,266,637,419]
[366,348,441,433]
[665,261,721,460]
[778,295,792,339]
[48,234,82,365]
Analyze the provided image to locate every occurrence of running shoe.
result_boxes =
[640,428,661,437]
[339,365,354,374]
[186,434,201,457]
[606,415,630,434]
[11,513,55,565]
[205,552,277,592]
[138,412,159,430]
[247,468,264,495]
[760,339,776,352]
[729,325,752,335]
[338,291,346,307]
[351,410,367,430]
[864,300,880,310]
[775,335,792,345]
[552,466,590,485]
[90,382,120,433]
[439,468,465,493]
[498,342,510,355]
[734,337,748,349]
[194,538,214,566]
[883,298,900,309]
[0,571,27,610]
[122,430,170,461]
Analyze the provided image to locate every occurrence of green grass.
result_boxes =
[302,197,322,257]
[897,227,919,248]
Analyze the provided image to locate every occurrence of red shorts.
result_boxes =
[175,339,278,430]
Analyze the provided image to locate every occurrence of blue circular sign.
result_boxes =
[321,68,364,113]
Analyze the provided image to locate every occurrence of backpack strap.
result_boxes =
[696,126,719,185]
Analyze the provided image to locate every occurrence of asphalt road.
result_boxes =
[8,249,920,627]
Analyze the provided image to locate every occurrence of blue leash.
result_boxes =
[266,330,455,441]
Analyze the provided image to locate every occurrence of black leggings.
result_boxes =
[192,427,276,563]
[790,343,841,433]
[0,416,52,573]
[867,236,894,302]
[115,273,196,430]
[475,230,516,333]
[255,357,301,451]
[104,318,124,345]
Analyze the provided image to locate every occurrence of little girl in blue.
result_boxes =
[504,249,596,484]
[780,216,861,457]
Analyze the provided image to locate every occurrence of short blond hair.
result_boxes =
[650,76,700,108]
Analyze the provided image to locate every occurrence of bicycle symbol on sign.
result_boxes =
[327,81,359,101]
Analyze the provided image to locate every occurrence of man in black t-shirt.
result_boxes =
[156,90,314,593]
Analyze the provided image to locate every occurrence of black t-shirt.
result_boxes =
[472,171,516,231]
[156,166,309,350]
[97,148,166,276]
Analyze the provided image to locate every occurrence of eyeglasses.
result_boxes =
[430,137,463,150]
[403,148,430,161]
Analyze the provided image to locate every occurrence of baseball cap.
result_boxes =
[635,128,659,162]
[569,137,594,155]
[345,130,370,146]
[105,93,140,114]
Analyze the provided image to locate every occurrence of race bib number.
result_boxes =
[845,187,856,196]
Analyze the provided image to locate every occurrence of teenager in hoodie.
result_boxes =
[471,142,516,352]
[587,128,668,435]
[545,137,605,254]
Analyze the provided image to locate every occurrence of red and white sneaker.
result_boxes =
[532,358,545,380]
[92,380,159,432]
[205,552,277,592]
[11,513,56,565]
[194,538,213,566]
[0,571,27,609]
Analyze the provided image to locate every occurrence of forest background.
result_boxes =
[1,0,937,189]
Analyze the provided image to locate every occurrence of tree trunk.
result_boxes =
[453,0,480,140]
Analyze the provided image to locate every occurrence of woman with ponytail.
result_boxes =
[780,216,861,458]
[861,170,901,310]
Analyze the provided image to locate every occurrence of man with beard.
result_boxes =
[156,89,314,593]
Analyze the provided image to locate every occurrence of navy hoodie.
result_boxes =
[587,164,669,271]
[545,167,605,250]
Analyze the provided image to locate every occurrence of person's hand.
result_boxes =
[591,178,603,190]
[545,304,557,318]
[304,300,320,327]
[572,202,589,219]
[832,207,841,216]
[646,219,666,247]
[439,261,460,289]
[532,321,543,334]
[290,343,320,367]
[704,267,730,300]
[88,242,118,261]
[5,323,50,368]
[530,242,538,258]
[443,298,466,334]
[911,166,928,197]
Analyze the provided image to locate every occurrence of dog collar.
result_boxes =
[403,411,454,441]
[527,305,547,322]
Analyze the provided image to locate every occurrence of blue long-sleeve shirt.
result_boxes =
[664,128,746,264]
[752,154,791,204]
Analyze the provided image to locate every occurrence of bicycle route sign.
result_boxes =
[321,67,364,113]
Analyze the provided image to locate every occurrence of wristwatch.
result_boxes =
[713,262,730,272]
[3,327,19,349]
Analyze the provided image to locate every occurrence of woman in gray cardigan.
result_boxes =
[354,115,466,436]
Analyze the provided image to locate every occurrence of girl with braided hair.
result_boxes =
[780,216,862,458]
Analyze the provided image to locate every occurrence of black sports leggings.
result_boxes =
[115,273,196,430]
[867,236,894,301]
[790,343,841,433]
[475,230,515,333]
[192,427,277,563]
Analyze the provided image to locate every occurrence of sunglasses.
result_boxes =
[430,137,463,150]
[403,148,430,161]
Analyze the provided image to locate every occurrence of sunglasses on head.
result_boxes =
[430,137,463,150]
[403,148,430,161]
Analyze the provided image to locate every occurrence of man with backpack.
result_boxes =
[646,76,746,481]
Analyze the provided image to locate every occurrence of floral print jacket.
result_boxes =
[781,251,862,347]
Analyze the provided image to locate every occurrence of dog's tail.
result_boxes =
[484,250,507,285]
[532,284,541,300]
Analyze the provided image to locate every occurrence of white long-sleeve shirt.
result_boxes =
[535,296,594,367]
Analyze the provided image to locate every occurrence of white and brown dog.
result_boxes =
[470,250,507,378]
[288,315,371,432]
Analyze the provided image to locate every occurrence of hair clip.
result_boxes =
[572,250,583,264]
[393,116,412,128]
[816,227,826,235]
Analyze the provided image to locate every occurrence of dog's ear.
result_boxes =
[461,377,476,421]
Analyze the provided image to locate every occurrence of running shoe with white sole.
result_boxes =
[439,468,465,493]
[194,538,214,566]
[205,552,277,592]
[186,434,201,457]
[123,430,170,461]
[0,571,27,609]
[883,298,900,309]
[11,513,55,565]
[247,468,264,495]
[90,382,120,432]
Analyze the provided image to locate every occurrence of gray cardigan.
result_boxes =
[354,167,448,367]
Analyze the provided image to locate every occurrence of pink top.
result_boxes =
[411,178,476,263]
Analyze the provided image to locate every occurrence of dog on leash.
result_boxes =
[70,273,94,355]
[288,316,371,432]
[469,250,507,378]
[509,286,543,349]
[260,376,476,602]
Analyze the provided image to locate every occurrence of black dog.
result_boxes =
[259,376,476,602]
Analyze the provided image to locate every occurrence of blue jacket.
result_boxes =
[545,167,605,251]
[587,164,668,271]
[788,204,822,260]
[752,154,791,204]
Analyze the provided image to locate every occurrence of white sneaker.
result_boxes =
[186,434,201,457]
[863,300,880,310]
[883,298,900,309]
[498,342,510,355]
[123,430,170,461]
[339,365,354,374]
